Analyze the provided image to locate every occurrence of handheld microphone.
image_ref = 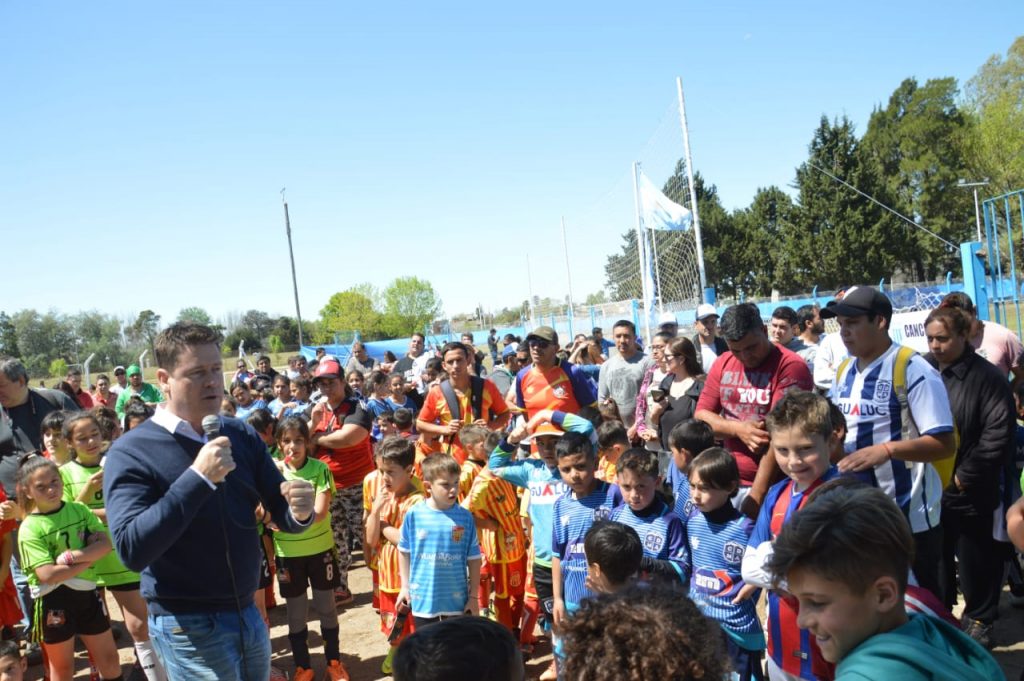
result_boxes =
[201,415,221,440]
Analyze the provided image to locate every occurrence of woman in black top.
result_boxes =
[649,336,705,452]
[925,306,1016,648]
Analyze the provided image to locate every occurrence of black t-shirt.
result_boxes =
[0,389,79,496]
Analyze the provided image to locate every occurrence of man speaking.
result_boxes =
[105,323,315,680]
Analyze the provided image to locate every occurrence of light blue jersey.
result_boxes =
[552,480,622,610]
[398,502,481,618]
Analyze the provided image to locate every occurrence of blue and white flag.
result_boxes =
[639,172,692,231]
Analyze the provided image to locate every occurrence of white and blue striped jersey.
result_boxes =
[688,506,764,652]
[398,502,481,618]
[611,498,688,582]
[552,481,623,610]
[831,343,953,532]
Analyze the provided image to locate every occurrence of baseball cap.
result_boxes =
[502,345,517,359]
[126,365,142,377]
[820,286,892,319]
[658,311,678,327]
[312,357,343,381]
[113,365,126,375]
[526,326,558,344]
[523,422,565,443]
[696,304,719,321]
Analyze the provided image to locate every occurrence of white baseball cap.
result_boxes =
[696,303,719,321]
[658,311,678,326]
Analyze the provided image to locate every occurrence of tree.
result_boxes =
[729,186,798,297]
[240,310,273,342]
[583,290,608,306]
[11,309,76,376]
[318,289,383,343]
[861,77,972,281]
[381,277,442,338]
[0,312,19,357]
[128,310,161,357]
[269,316,300,347]
[48,358,68,379]
[224,328,262,354]
[268,335,284,354]
[177,307,213,326]
[962,36,1024,195]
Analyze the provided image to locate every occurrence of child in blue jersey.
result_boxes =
[742,390,840,681]
[667,419,715,520]
[364,371,394,441]
[766,484,1003,681]
[582,521,642,594]
[687,448,764,681]
[398,454,481,629]
[387,373,416,412]
[551,432,623,626]
[610,448,687,584]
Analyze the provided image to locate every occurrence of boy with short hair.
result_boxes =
[667,419,715,519]
[766,484,1003,681]
[610,448,687,583]
[466,431,528,632]
[596,421,630,482]
[583,521,643,594]
[366,437,426,675]
[457,425,491,501]
[398,454,481,629]
[742,390,840,681]
[0,639,25,681]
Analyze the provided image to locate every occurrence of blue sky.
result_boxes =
[3,2,1021,327]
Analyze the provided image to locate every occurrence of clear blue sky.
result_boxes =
[3,2,1021,327]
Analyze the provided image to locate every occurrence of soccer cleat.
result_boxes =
[325,659,350,681]
[962,617,994,649]
[293,667,315,681]
[381,647,396,675]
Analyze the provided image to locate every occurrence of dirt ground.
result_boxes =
[32,550,1024,680]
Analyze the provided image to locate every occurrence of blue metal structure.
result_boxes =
[982,189,1024,337]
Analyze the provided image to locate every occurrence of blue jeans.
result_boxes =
[11,532,32,631]
[149,604,271,681]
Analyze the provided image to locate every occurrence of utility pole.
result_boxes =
[282,189,305,347]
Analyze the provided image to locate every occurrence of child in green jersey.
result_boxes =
[273,416,349,681]
[15,454,121,681]
[60,413,166,681]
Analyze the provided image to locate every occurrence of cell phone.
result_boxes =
[650,388,666,402]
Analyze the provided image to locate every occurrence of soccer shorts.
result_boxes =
[489,555,527,599]
[39,586,110,644]
[378,590,415,639]
[276,550,341,599]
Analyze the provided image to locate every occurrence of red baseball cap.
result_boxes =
[313,357,343,381]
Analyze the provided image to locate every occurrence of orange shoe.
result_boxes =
[293,667,315,681]
[325,659,350,681]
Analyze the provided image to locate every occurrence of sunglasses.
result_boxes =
[527,339,551,349]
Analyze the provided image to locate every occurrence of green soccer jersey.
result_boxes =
[18,500,106,598]
[59,461,140,587]
[273,457,335,558]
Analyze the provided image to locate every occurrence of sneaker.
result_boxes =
[293,667,315,681]
[325,659,350,681]
[270,666,289,681]
[962,618,994,649]
[381,647,395,675]
[334,588,353,605]
[539,660,558,681]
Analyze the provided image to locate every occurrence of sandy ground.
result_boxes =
[29,550,1024,680]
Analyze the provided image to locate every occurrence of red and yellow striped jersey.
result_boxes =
[459,460,485,503]
[377,489,424,594]
[466,470,526,564]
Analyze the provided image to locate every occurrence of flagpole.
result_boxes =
[560,216,576,339]
[631,162,652,345]
[676,77,708,302]
[526,253,537,328]
[650,221,664,314]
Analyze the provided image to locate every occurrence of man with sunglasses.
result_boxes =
[514,326,597,419]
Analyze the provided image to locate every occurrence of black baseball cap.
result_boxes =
[820,286,892,319]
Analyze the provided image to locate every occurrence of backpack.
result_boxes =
[836,346,957,487]
[439,377,486,422]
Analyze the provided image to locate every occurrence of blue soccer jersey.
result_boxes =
[552,480,623,610]
[398,502,481,618]
[611,498,688,582]
[488,439,568,568]
[673,474,695,521]
[688,505,764,653]
[831,344,953,533]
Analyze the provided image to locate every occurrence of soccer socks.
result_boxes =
[133,640,168,681]
[520,596,540,644]
[322,626,341,662]
[288,628,312,670]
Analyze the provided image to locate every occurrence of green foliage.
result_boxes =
[381,277,442,338]
[177,307,213,325]
[224,328,262,354]
[268,334,284,354]
[128,310,161,356]
[0,312,20,357]
[729,186,797,296]
[241,310,273,342]
[583,291,608,305]
[269,316,300,347]
[48,358,68,379]
[318,289,383,343]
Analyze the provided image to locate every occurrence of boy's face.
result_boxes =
[379,460,413,493]
[669,446,692,474]
[466,441,488,463]
[424,472,459,509]
[772,426,832,489]
[535,435,560,468]
[273,380,291,400]
[0,654,25,681]
[557,452,597,496]
[689,472,733,513]
[616,468,659,512]
[379,419,398,436]
[586,561,613,595]
[42,429,65,453]
[789,567,894,664]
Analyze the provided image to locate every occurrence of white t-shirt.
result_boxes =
[699,339,719,374]
[813,332,848,391]
[830,344,954,533]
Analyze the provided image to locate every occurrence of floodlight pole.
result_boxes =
[957,179,990,242]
